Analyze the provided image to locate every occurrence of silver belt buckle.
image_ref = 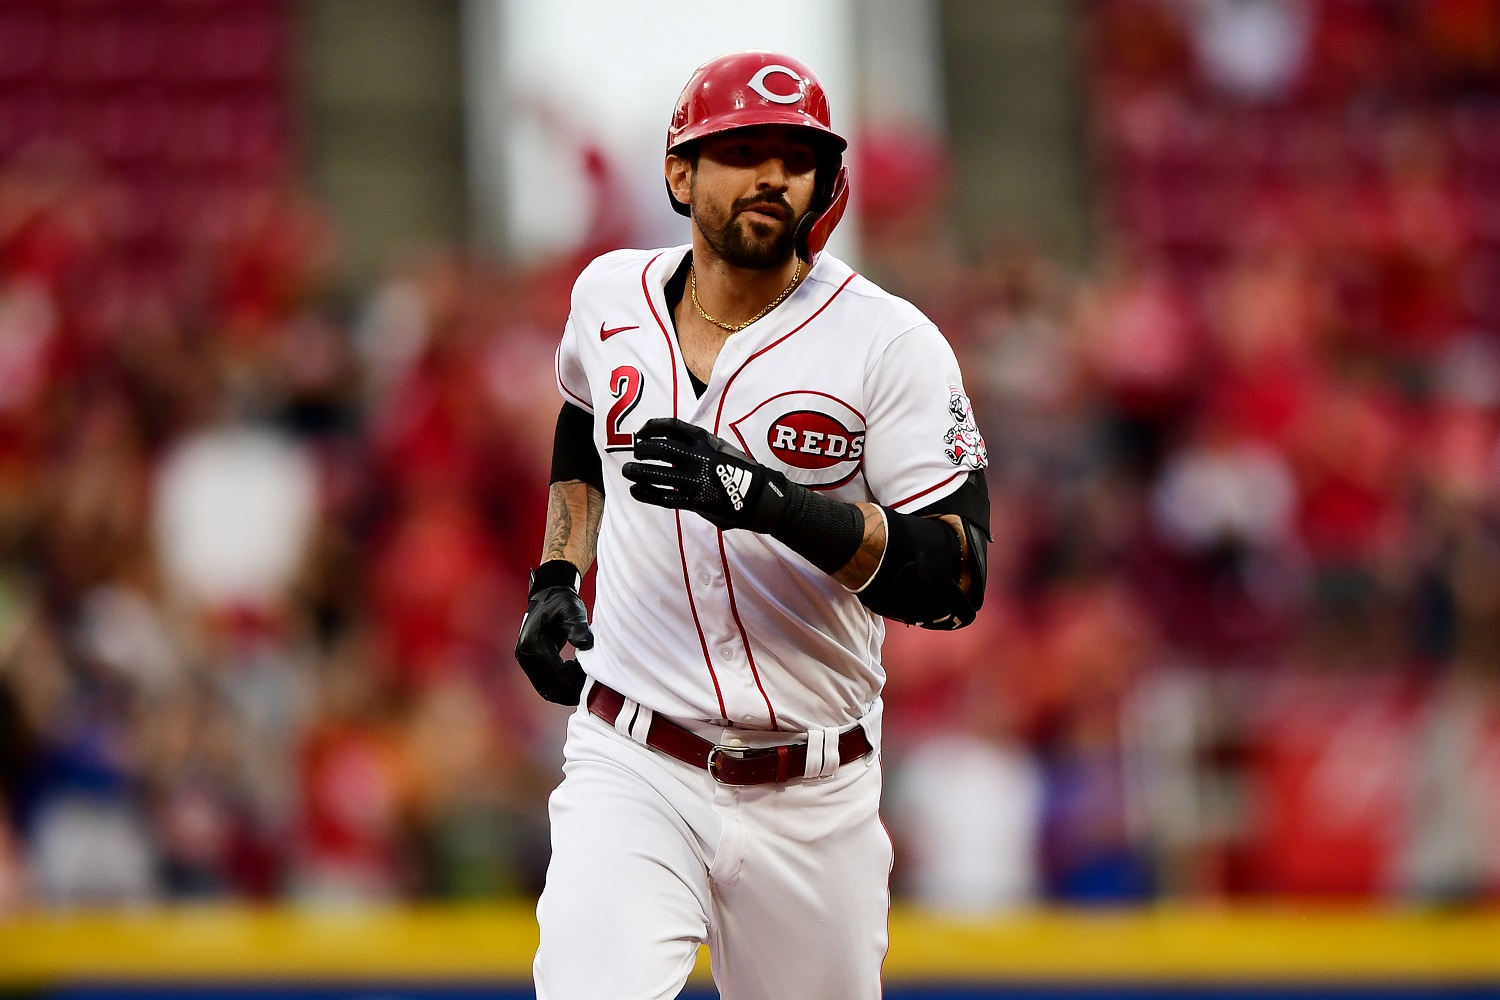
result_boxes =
[705,744,750,783]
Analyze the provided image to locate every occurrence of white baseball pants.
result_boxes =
[533,703,892,1000]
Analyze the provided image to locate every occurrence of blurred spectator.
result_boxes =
[1401,668,1494,901]
[1032,580,1158,902]
[29,794,158,904]
[1240,668,1416,896]
[1152,432,1297,554]
[407,677,551,898]
[1186,0,1315,102]
[291,632,416,902]
[1075,254,1201,476]
[153,425,318,611]
[0,814,27,914]
[886,670,1043,913]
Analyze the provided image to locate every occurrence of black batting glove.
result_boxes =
[514,560,592,705]
[622,417,792,532]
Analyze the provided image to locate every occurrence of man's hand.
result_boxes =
[622,417,792,532]
[515,561,593,705]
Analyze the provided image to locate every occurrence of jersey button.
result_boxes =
[719,647,733,659]
[699,572,712,586]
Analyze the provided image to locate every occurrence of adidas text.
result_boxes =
[717,463,753,511]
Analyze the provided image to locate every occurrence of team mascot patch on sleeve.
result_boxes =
[943,386,987,469]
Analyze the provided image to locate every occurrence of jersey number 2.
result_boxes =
[605,365,643,449]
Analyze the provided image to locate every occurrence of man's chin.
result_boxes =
[734,215,788,244]
[726,222,794,268]
[724,245,794,270]
[697,213,795,269]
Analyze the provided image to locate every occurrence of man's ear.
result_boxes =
[665,154,693,208]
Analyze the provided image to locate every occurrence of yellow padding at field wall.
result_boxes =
[0,906,1498,986]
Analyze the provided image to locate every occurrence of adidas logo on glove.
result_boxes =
[717,463,753,511]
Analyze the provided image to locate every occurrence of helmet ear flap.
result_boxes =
[795,163,849,264]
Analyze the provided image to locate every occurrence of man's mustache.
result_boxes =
[732,195,794,221]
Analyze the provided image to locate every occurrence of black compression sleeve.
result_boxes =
[767,485,865,575]
[550,403,604,492]
[913,470,991,539]
[855,506,976,630]
[760,473,984,626]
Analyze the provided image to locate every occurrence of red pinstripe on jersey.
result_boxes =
[717,529,777,729]
[641,253,727,721]
[708,272,859,729]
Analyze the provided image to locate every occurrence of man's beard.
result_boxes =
[692,188,801,270]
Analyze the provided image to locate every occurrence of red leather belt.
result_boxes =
[586,682,873,786]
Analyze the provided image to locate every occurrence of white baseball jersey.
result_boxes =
[555,245,987,733]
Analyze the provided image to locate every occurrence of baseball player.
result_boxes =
[514,51,990,1000]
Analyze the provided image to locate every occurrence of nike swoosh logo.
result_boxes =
[600,323,639,340]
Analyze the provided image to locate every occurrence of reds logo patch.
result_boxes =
[729,391,866,490]
[944,386,987,469]
[767,411,865,469]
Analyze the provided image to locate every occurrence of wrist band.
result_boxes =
[766,479,866,576]
[531,559,582,594]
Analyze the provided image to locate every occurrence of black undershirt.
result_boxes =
[662,252,709,398]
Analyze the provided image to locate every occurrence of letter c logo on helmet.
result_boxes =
[747,65,804,105]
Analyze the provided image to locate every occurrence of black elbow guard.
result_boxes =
[856,508,985,630]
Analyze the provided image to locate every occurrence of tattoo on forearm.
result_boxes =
[542,481,605,571]
[543,493,574,563]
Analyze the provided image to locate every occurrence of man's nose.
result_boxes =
[756,157,790,189]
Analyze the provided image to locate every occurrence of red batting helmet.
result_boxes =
[665,51,850,263]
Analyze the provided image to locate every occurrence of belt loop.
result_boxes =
[802,728,826,780]
[628,705,654,745]
[775,745,789,783]
[614,698,640,740]
[815,726,841,779]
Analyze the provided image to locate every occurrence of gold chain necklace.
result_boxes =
[691,260,803,333]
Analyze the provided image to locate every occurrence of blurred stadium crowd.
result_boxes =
[4,0,1500,914]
